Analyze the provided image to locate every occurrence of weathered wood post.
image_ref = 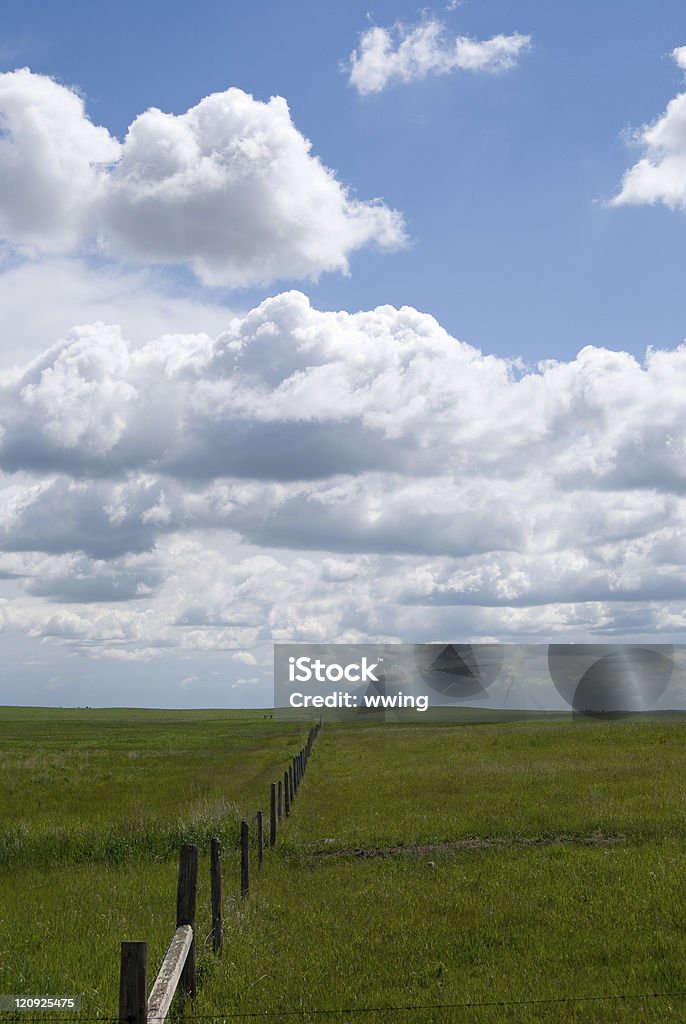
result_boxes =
[119,942,147,1024]
[257,808,264,866]
[176,843,198,998]
[240,820,250,899]
[289,763,294,802]
[278,779,283,821]
[147,926,192,1023]
[270,782,277,845]
[284,770,290,816]
[210,837,223,953]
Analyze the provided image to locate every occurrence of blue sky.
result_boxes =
[1,0,686,707]
[3,0,686,359]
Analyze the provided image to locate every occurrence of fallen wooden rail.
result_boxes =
[119,844,198,1024]
[147,925,193,1022]
[119,926,193,1024]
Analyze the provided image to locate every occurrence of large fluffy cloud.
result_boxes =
[1,292,686,655]
[0,69,405,285]
[612,47,686,210]
[1,291,685,493]
[0,69,119,251]
[348,17,531,95]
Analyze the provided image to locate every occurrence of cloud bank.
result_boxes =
[612,47,686,210]
[0,69,406,286]
[1,292,686,657]
[348,17,531,95]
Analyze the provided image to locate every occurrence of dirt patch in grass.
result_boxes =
[305,832,629,859]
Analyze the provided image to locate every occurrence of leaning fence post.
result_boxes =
[240,820,250,899]
[119,941,147,1024]
[177,843,199,998]
[257,809,264,866]
[210,837,223,953]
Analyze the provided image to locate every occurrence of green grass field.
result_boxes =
[1,708,686,1022]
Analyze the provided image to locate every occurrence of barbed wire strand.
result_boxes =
[7,989,686,1021]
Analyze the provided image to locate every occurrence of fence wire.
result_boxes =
[6,989,686,1021]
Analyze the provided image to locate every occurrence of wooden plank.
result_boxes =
[210,838,223,953]
[147,926,192,1024]
[119,942,147,1024]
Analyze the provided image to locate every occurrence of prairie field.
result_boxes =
[1,707,686,1022]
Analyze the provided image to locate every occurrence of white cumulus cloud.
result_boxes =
[0,68,119,251]
[612,47,686,210]
[348,17,531,95]
[0,70,406,286]
[0,293,685,653]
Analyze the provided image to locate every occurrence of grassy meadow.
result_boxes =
[1,708,686,1022]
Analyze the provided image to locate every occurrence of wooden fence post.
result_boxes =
[289,764,294,802]
[176,843,198,998]
[147,926,193,1024]
[270,783,277,845]
[278,779,283,822]
[284,770,290,816]
[240,820,250,899]
[257,809,264,866]
[210,837,223,953]
[119,942,147,1024]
